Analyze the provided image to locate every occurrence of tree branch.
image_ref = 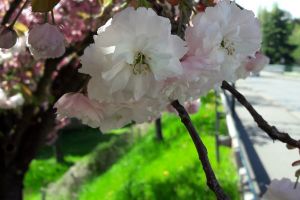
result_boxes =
[171,100,230,200]
[1,0,22,26]
[221,80,300,149]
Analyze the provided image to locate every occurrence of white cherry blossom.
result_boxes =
[80,7,187,102]
[184,0,262,83]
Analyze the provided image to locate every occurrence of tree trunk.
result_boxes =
[53,136,65,163]
[0,167,24,200]
[0,109,56,200]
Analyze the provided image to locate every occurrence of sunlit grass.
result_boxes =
[78,101,239,200]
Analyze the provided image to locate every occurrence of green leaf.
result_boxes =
[137,0,151,8]
[32,0,60,12]
[13,22,28,35]
[99,0,112,8]
[296,169,300,177]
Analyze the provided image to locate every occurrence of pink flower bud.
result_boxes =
[0,26,18,49]
[184,99,201,114]
[245,52,270,73]
[27,23,65,60]
[166,104,177,114]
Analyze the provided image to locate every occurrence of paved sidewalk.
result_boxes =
[230,72,300,196]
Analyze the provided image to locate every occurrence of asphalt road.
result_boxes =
[237,72,300,120]
[233,71,300,195]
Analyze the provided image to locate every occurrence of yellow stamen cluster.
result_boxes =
[221,39,235,55]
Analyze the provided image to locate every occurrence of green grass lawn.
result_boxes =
[78,95,239,200]
[24,93,239,200]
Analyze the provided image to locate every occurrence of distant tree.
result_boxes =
[259,4,296,65]
[289,21,300,65]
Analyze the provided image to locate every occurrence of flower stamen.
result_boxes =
[131,52,150,75]
[221,38,235,56]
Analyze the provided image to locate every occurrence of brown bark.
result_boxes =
[171,100,230,200]
[221,80,300,148]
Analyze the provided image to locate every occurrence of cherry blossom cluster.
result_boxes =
[0,0,101,54]
[55,0,269,132]
[0,0,101,101]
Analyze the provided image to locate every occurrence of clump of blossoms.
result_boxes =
[55,0,267,132]
[263,178,300,200]
[1,0,102,60]
[171,0,262,101]
[56,7,186,131]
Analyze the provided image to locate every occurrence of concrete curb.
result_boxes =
[220,92,258,200]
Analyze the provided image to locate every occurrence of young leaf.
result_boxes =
[14,22,28,35]
[286,143,297,150]
[32,0,60,12]
[99,0,112,8]
[292,160,300,167]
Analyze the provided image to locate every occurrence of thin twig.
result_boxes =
[171,100,230,200]
[221,80,300,149]
[9,0,29,28]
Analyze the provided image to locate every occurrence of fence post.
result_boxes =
[214,90,221,163]
[155,118,164,141]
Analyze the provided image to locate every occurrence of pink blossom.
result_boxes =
[235,52,269,80]
[0,26,18,49]
[263,178,300,200]
[245,52,270,73]
[166,99,201,115]
[54,93,104,128]
[27,23,65,60]
[166,104,177,114]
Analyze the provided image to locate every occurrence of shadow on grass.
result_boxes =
[36,126,114,160]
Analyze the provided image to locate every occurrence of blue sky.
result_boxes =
[236,0,300,18]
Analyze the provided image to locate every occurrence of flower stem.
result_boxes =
[51,10,56,25]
